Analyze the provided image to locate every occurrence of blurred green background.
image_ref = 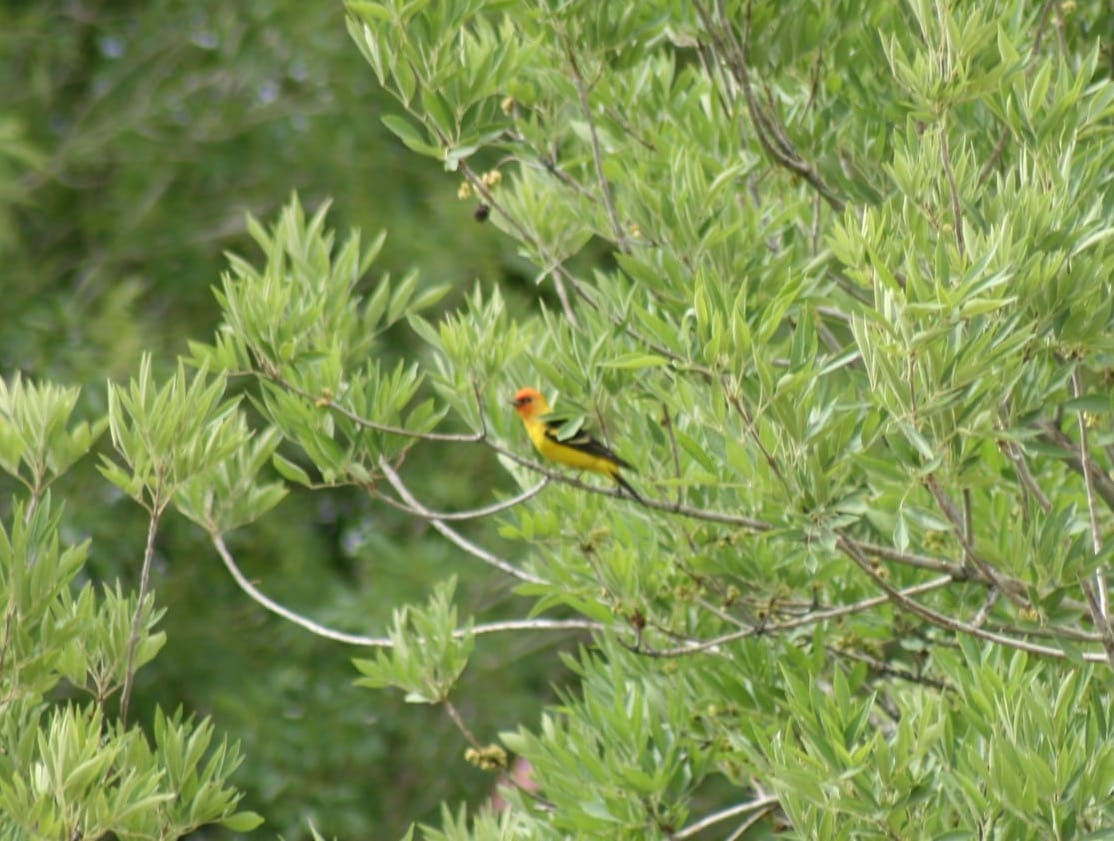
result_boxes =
[0,1,570,836]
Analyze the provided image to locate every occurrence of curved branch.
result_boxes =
[213,530,392,646]
[671,795,780,840]
[377,456,550,585]
[373,478,549,521]
[211,531,604,646]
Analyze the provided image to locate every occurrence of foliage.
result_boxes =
[0,378,260,839]
[1,1,534,837]
[338,0,1114,837]
[4,0,1114,839]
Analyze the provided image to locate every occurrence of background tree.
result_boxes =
[1,1,548,837]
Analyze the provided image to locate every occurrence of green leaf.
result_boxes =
[272,453,313,487]
[381,114,439,157]
[346,1,391,24]
[599,353,670,369]
[221,810,265,832]
[1061,394,1111,413]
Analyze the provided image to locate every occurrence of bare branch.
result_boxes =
[671,795,780,840]
[377,456,549,585]
[459,162,713,376]
[977,129,1010,187]
[660,401,684,508]
[213,531,392,646]
[827,645,950,691]
[443,698,482,750]
[1073,371,1105,557]
[692,0,845,211]
[373,478,549,521]
[261,370,487,444]
[1001,439,1052,514]
[210,532,603,646]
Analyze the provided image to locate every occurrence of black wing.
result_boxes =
[541,417,635,471]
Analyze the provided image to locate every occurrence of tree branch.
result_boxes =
[838,535,1108,663]
[377,455,549,585]
[210,531,604,646]
[671,794,779,840]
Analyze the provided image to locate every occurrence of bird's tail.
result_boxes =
[613,471,644,503]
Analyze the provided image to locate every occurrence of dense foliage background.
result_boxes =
[1,1,549,837]
[2,0,1114,839]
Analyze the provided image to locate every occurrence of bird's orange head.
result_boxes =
[511,387,549,420]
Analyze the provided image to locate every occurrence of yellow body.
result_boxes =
[511,387,641,500]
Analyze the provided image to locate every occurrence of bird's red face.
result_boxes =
[511,387,543,420]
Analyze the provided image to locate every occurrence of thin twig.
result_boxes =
[443,698,482,749]
[660,401,684,508]
[120,509,161,723]
[1001,439,1052,513]
[828,645,950,690]
[1073,372,1104,557]
[564,41,627,250]
[972,589,999,627]
[939,129,966,256]
[460,162,712,375]
[725,802,779,841]
[723,386,785,484]
[213,531,391,646]
[640,576,954,658]
[1071,369,1114,668]
[692,0,845,211]
[1038,422,1114,511]
[984,617,1103,644]
[925,475,1028,608]
[977,130,1010,186]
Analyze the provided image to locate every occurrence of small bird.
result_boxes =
[511,386,642,501]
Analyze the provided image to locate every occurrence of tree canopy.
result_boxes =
[3,0,1114,838]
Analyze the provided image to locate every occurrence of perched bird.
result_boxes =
[511,386,642,501]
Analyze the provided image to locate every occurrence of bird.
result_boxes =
[511,386,643,502]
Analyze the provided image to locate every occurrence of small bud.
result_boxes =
[465,744,508,771]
